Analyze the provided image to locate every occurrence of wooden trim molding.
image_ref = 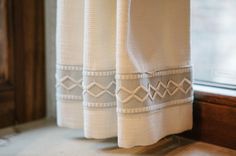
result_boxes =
[10,0,46,123]
[195,90,236,108]
[181,90,236,150]
[0,0,15,128]
[0,0,46,128]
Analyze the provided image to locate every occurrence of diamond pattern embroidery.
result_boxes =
[56,65,192,104]
[156,82,168,98]
[179,78,192,94]
[57,76,83,90]
[117,78,192,103]
[84,80,116,98]
[134,86,149,102]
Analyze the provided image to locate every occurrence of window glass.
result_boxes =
[191,0,236,88]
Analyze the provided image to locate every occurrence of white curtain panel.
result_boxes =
[56,0,193,148]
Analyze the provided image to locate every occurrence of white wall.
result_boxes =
[45,0,57,118]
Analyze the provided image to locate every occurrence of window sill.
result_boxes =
[194,84,236,97]
[181,84,236,150]
[193,84,236,108]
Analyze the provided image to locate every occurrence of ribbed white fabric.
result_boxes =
[56,0,193,148]
[56,0,84,128]
[82,0,117,138]
[84,108,117,139]
[117,0,190,73]
[117,103,192,148]
[83,0,116,71]
[57,101,83,128]
[56,0,84,65]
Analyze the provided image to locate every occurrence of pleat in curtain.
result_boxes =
[56,0,193,148]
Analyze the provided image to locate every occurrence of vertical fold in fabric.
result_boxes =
[56,0,84,128]
[83,0,117,138]
[116,0,193,147]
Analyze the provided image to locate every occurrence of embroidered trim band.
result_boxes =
[56,64,83,102]
[116,67,191,80]
[56,65,193,112]
[116,66,193,114]
[117,97,193,114]
[83,69,116,108]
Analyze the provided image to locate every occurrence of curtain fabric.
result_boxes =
[56,0,193,148]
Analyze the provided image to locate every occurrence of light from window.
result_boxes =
[191,0,236,89]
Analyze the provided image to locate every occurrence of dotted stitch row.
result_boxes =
[83,70,116,76]
[116,67,191,80]
[117,97,193,114]
[57,94,82,100]
[83,102,116,108]
[56,64,83,71]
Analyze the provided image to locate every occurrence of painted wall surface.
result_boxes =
[45,0,57,118]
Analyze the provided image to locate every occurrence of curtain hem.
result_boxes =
[117,102,192,148]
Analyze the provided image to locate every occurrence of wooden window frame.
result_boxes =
[181,86,236,150]
[0,0,46,128]
[10,0,46,124]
